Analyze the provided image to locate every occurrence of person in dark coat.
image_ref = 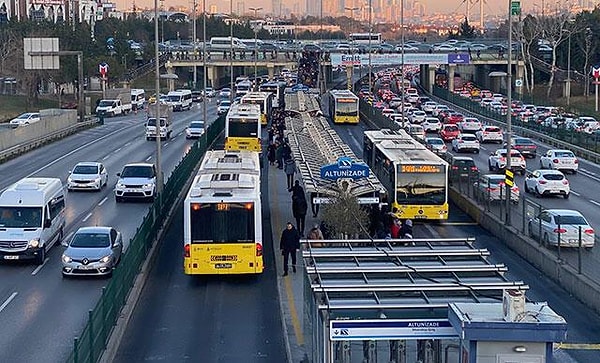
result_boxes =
[292,194,308,236]
[284,158,296,190]
[280,222,300,276]
[267,143,276,166]
[290,180,304,200]
[275,142,284,169]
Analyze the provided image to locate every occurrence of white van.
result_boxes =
[166,89,193,111]
[210,37,247,50]
[0,178,66,265]
[131,89,146,111]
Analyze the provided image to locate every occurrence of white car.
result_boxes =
[217,100,231,115]
[432,104,450,117]
[219,88,232,98]
[203,87,216,97]
[114,163,157,202]
[488,149,526,174]
[422,117,442,132]
[452,133,480,153]
[458,117,482,133]
[405,124,426,142]
[539,149,579,174]
[524,169,570,198]
[476,174,520,203]
[409,110,427,124]
[476,125,503,144]
[67,162,108,191]
[381,108,395,118]
[421,101,437,114]
[528,209,595,248]
[10,112,40,127]
[185,120,205,139]
[425,137,447,156]
[389,97,403,108]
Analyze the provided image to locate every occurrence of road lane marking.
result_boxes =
[146,156,152,161]
[31,259,48,275]
[82,212,92,222]
[114,147,122,153]
[98,196,108,206]
[0,292,17,314]
[164,142,169,147]
[590,200,600,207]
[102,155,110,161]
[570,190,580,196]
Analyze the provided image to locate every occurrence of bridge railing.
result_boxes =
[65,115,225,363]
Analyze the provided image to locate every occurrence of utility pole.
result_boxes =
[202,0,208,134]
[154,0,163,195]
[249,7,263,91]
[505,0,513,226]
[230,0,234,102]
[192,0,197,90]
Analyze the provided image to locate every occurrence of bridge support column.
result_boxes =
[207,65,219,89]
[428,66,435,93]
[267,64,275,81]
[166,61,176,91]
[448,64,456,92]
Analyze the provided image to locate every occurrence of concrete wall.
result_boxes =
[450,188,600,315]
[476,341,545,363]
[0,109,77,151]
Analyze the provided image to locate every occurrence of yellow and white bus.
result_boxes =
[241,91,273,126]
[328,89,360,124]
[184,150,263,275]
[225,103,262,152]
[363,129,449,220]
[259,81,286,109]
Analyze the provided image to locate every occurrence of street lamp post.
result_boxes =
[400,0,405,128]
[192,0,197,90]
[368,0,372,93]
[202,0,208,135]
[229,0,234,102]
[249,7,263,91]
[506,0,513,226]
[566,31,571,106]
[344,7,359,91]
[153,0,163,196]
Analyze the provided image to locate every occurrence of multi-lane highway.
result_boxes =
[0,102,216,362]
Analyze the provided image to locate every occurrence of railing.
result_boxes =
[65,115,225,363]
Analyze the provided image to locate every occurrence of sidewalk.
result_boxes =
[269,161,318,363]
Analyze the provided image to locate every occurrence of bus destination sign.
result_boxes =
[401,165,442,173]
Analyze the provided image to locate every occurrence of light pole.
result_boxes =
[368,0,372,93]
[344,7,359,91]
[566,30,572,106]
[249,7,263,91]
[192,0,197,90]
[153,0,163,195]
[400,0,405,128]
[229,0,234,102]
[202,0,208,134]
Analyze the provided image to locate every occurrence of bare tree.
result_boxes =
[516,15,544,94]
[321,181,369,239]
[0,29,20,75]
[579,27,596,98]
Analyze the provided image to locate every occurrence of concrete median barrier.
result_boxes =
[450,187,600,315]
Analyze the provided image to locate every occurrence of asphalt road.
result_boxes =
[331,101,600,362]
[0,101,217,362]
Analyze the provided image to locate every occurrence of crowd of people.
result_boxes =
[297,50,321,87]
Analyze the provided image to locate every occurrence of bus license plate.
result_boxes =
[3,255,19,260]
[215,263,232,269]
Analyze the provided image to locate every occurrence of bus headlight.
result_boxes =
[28,238,40,248]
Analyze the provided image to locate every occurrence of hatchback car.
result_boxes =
[425,137,447,156]
[217,100,231,115]
[539,149,579,174]
[219,88,232,98]
[61,226,123,277]
[422,117,442,132]
[458,117,482,133]
[439,124,460,142]
[67,162,108,191]
[528,209,595,248]
[524,169,570,198]
[185,120,205,139]
[506,137,537,158]
[488,149,527,175]
[10,112,40,127]
[475,174,520,203]
[476,125,503,144]
[405,124,425,142]
[447,155,479,184]
[452,133,480,153]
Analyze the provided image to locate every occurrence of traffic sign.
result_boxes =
[515,79,523,87]
[505,169,514,187]
[511,1,521,16]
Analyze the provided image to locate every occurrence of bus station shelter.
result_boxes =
[301,237,567,363]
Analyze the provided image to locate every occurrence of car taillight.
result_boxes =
[553,228,567,234]
[512,186,519,192]
[452,166,459,170]
[574,159,579,164]
[256,243,263,257]
[562,180,569,185]
[553,159,559,163]
[584,229,594,235]
[500,157,506,162]
[539,180,547,184]
[470,166,478,171]
[184,244,190,258]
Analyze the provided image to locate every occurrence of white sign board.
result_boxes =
[330,319,457,341]
[24,38,60,70]
[312,197,379,205]
[331,53,449,67]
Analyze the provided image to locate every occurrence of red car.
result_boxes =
[446,112,465,124]
[439,124,460,141]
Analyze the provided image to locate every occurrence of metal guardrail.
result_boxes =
[430,86,600,164]
[0,118,98,164]
[65,115,225,363]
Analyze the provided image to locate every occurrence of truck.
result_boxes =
[96,88,133,117]
[145,103,173,140]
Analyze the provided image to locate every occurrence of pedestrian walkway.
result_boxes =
[269,158,317,363]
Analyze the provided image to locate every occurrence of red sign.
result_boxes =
[99,63,109,78]
[592,66,600,79]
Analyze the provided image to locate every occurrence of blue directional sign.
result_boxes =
[290,83,310,92]
[447,53,470,64]
[320,157,370,181]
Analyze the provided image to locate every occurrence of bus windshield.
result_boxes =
[336,99,358,116]
[0,206,43,228]
[396,167,446,205]
[229,118,259,137]
[190,203,255,243]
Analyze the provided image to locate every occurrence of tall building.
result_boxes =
[306,0,319,16]
[272,0,280,16]
[209,3,217,14]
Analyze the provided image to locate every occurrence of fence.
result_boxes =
[451,169,600,282]
[432,86,600,155]
[65,115,225,363]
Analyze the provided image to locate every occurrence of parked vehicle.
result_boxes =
[524,169,570,198]
[61,226,123,277]
[528,209,595,248]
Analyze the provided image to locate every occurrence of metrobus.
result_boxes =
[241,91,273,126]
[183,150,263,275]
[259,81,286,108]
[235,80,252,98]
[363,129,449,220]
[328,89,360,124]
[349,32,382,45]
[225,103,262,152]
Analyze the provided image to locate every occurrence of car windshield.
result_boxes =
[543,173,564,180]
[427,139,443,145]
[146,118,167,127]
[486,127,501,132]
[70,232,110,248]
[488,177,504,186]
[73,165,99,174]
[121,166,154,178]
[462,135,476,141]
[515,138,534,145]
[444,126,458,132]
[17,114,32,119]
[555,215,588,225]
[190,122,204,128]
[555,151,574,158]
[0,207,43,228]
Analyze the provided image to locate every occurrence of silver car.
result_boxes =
[61,226,123,277]
[528,209,595,248]
[185,120,205,139]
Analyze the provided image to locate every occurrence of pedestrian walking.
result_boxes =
[280,222,300,276]
[292,194,308,236]
[275,142,284,169]
[267,143,276,166]
[290,180,304,200]
[284,158,297,190]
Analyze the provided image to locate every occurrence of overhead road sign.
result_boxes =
[448,53,470,64]
[331,53,468,67]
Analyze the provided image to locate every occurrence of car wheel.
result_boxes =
[35,246,45,265]
[524,183,530,193]
[475,149,479,154]
[564,193,570,199]
[116,196,123,203]
[488,162,493,172]
[540,160,545,169]
[528,222,535,238]
[535,187,543,198]
[543,233,550,246]
[572,169,577,175]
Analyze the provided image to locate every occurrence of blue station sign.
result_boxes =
[320,157,370,181]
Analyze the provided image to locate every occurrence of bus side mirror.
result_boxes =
[44,219,52,228]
